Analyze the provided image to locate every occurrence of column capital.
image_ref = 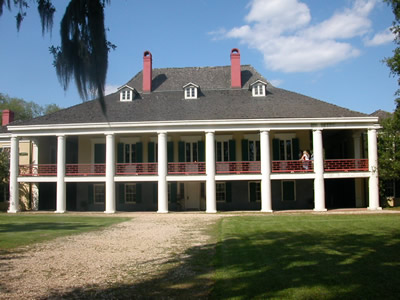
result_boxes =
[56,134,66,137]
[312,128,323,132]
[260,129,270,133]
[104,132,115,137]
[205,130,215,134]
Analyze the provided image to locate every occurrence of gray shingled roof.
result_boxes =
[17,65,367,126]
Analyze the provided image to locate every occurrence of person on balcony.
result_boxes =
[300,150,310,170]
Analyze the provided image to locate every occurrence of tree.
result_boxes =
[385,0,400,107]
[0,0,113,113]
[0,92,61,123]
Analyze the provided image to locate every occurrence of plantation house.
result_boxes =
[2,49,381,213]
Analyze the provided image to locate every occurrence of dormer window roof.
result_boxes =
[183,82,199,99]
[250,80,267,97]
[118,85,136,102]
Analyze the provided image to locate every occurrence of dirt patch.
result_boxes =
[0,213,222,299]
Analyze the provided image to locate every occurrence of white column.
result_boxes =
[56,135,66,213]
[158,132,168,213]
[260,130,272,212]
[313,129,327,211]
[31,139,39,210]
[105,133,116,213]
[368,129,381,210]
[8,136,19,213]
[353,132,364,207]
[206,131,216,213]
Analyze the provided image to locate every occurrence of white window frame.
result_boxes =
[119,86,135,102]
[120,137,141,163]
[184,87,197,99]
[281,180,296,202]
[274,133,296,161]
[94,184,105,204]
[125,183,137,203]
[252,84,266,97]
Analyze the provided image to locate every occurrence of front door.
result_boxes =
[185,182,200,210]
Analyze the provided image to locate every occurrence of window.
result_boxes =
[216,182,226,202]
[249,181,261,202]
[124,143,139,163]
[280,139,293,160]
[216,141,229,162]
[125,183,136,203]
[186,142,198,162]
[94,184,105,204]
[183,83,199,99]
[282,181,296,201]
[251,82,266,97]
[248,140,260,161]
[0,183,9,202]
[120,89,133,101]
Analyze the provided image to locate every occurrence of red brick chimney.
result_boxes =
[2,109,14,126]
[230,48,242,88]
[143,50,152,93]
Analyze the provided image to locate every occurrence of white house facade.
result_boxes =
[5,49,381,213]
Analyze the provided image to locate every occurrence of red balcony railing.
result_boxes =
[66,164,105,176]
[168,162,206,175]
[116,163,158,175]
[216,161,261,174]
[19,164,57,176]
[324,159,368,172]
[272,160,314,173]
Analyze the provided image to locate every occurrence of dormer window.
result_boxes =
[183,83,199,99]
[118,85,136,102]
[250,80,267,97]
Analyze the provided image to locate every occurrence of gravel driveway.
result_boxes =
[0,212,222,299]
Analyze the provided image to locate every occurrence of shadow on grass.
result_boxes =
[30,221,400,300]
[0,222,96,233]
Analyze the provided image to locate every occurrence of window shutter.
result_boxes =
[249,182,256,202]
[94,144,106,163]
[292,138,300,160]
[136,142,143,163]
[88,183,94,205]
[148,142,155,163]
[117,143,124,163]
[229,140,236,161]
[167,141,174,162]
[119,183,125,204]
[241,139,248,161]
[272,139,280,160]
[136,184,142,203]
[178,141,185,162]
[226,182,232,203]
[171,182,177,203]
[198,141,205,162]
[153,183,158,204]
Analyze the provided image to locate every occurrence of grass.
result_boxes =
[211,214,400,300]
[0,214,130,251]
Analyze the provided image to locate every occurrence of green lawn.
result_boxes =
[0,214,130,251]
[211,214,400,300]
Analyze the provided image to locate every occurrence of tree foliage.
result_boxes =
[0,0,113,113]
[378,112,400,180]
[0,92,61,123]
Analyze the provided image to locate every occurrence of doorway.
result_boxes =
[185,182,201,210]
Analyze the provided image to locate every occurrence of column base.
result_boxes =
[367,207,382,211]
[157,210,168,214]
[206,210,217,214]
[104,210,116,214]
[55,210,66,214]
[313,208,328,212]
[7,209,19,213]
[261,209,273,213]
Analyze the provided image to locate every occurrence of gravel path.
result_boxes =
[0,213,222,299]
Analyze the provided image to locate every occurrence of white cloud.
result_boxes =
[269,79,283,87]
[364,27,394,46]
[216,0,379,73]
[105,84,119,95]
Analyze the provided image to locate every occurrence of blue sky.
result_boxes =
[0,0,397,114]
